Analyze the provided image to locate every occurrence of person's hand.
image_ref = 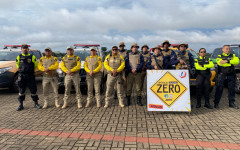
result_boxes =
[180,59,185,64]
[220,60,228,64]
[132,69,137,74]
[154,65,158,70]
[44,68,49,72]
[113,69,118,77]
[89,71,93,76]
[67,70,72,75]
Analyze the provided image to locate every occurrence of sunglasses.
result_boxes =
[119,45,125,47]
[200,51,206,53]
[112,49,118,51]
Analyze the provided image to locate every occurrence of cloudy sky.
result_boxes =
[0,0,240,52]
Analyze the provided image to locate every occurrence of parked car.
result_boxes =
[0,45,43,92]
[57,44,107,94]
[210,44,240,94]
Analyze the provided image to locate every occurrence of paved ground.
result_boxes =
[0,79,240,150]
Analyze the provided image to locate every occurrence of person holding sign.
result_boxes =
[84,47,103,108]
[214,45,239,109]
[175,43,195,74]
[104,46,125,108]
[194,48,214,109]
[125,43,144,106]
[146,46,168,70]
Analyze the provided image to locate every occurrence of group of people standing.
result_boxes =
[15,41,239,111]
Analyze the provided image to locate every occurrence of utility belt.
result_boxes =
[218,66,235,75]
[196,69,210,75]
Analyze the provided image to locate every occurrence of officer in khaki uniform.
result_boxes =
[140,44,151,91]
[125,43,144,106]
[146,46,167,70]
[60,46,82,109]
[118,42,128,91]
[84,47,103,108]
[104,46,125,108]
[38,47,60,108]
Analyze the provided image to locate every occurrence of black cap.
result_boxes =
[22,44,29,48]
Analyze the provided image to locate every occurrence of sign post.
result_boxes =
[147,70,191,112]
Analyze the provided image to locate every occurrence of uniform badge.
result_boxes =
[27,58,31,63]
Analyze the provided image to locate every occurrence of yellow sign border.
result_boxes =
[150,71,188,107]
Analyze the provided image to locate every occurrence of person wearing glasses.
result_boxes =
[104,46,125,108]
[194,48,214,109]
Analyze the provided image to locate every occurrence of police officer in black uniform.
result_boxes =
[195,48,214,109]
[214,45,239,109]
[16,44,42,111]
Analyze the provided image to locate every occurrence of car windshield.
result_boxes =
[188,50,198,59]
[211,47,239,58]
[74,51,91,61]
[0,51,21,61]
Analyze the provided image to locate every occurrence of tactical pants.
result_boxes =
[18,74,39,102]
[114,70,127,94]
[105,74,124,105]
[127,72,142,96]
[86,72,102,103]
[214,74,236,105]
[63,73,82,102]
[140,71,147,91]
[42,76,58,102]
[196,74,211,104]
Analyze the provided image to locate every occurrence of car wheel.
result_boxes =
[10,75,19,93]
[235,73,240,94]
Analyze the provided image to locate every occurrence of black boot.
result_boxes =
[137,96,143,106]
[204,99,213,109]
[214,103,219,109]
[229,103,239,109]
[17,101,24,111]
[34,101,42,109]
[126,96,131,106]
[196,99,201,108]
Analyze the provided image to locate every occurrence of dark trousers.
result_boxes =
[18,74,39,102]
[214,74,236,105]
[196,74,211,104]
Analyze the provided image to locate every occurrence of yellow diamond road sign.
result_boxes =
[150,71,187,107]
